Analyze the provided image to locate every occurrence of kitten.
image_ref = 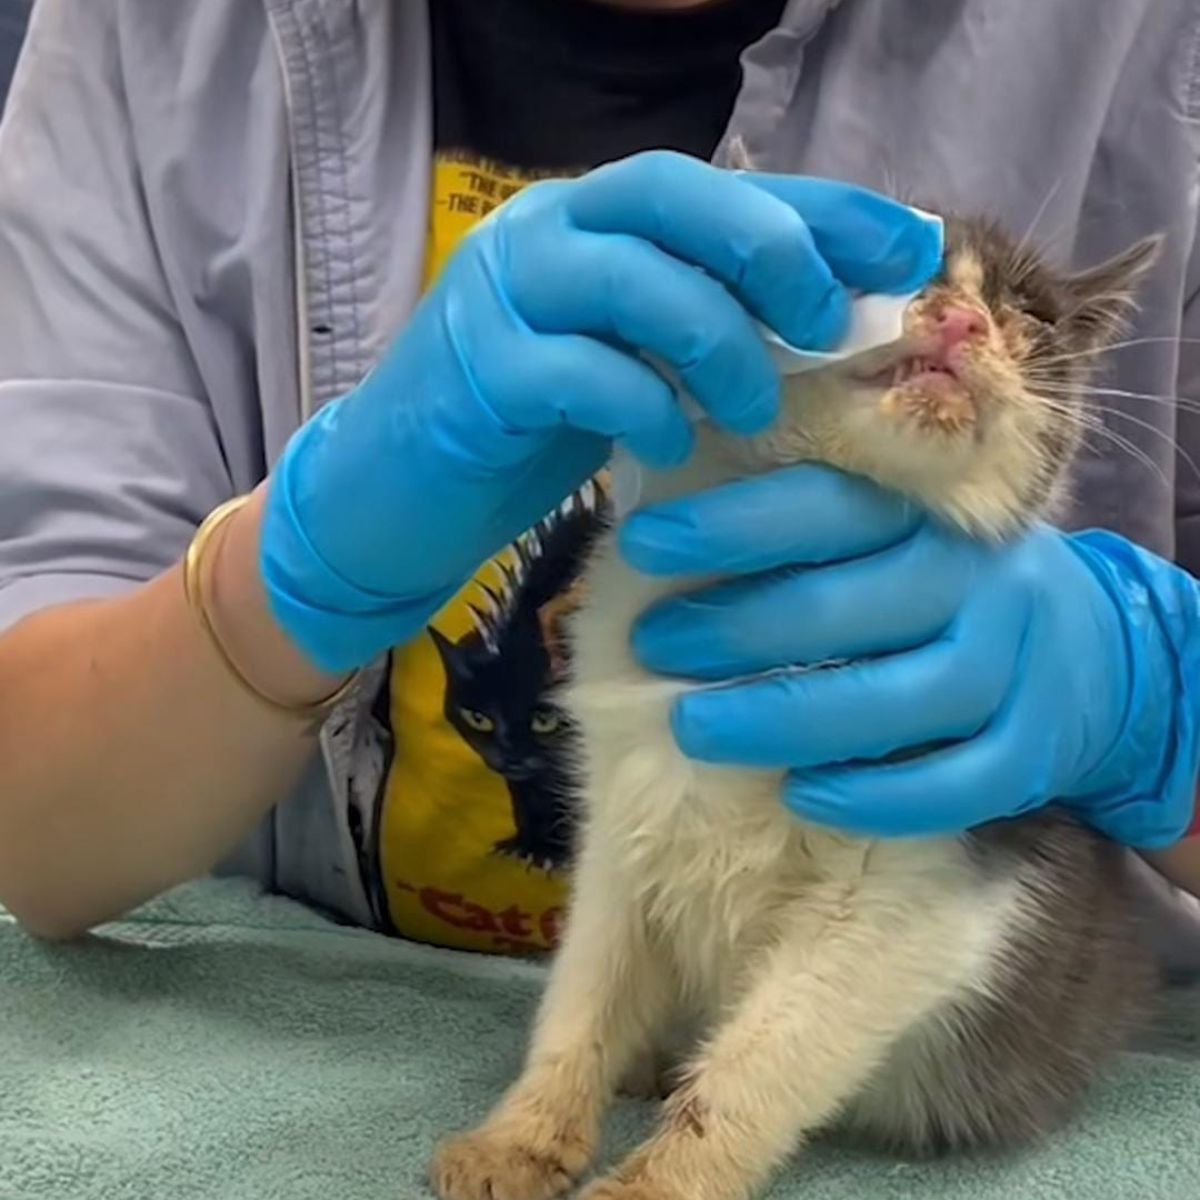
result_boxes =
[430,216,1162,1200]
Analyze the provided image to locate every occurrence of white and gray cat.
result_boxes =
[430,213,1162,1200]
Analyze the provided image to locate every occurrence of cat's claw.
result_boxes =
[430,1129,587,1200]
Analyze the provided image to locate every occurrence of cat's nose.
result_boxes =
[934,305,988,348]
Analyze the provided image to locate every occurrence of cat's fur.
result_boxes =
[430,217,1162,1200]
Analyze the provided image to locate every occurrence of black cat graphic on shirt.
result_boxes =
[429,487,607,871]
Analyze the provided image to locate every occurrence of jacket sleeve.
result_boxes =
[1173,171,1200,836]
[0,0,232,632]
[1175,150,1200,577]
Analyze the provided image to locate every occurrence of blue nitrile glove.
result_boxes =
[626,465,1200,849]
[259,152,941,673]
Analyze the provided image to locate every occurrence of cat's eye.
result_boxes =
[531,710,560,735]
[459,708,495,732]
[1013,294,1058,325]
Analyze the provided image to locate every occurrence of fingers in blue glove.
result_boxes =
[670,584,1021,771]
[619,464,920,577]
[373,305,693,473]
[632,523,984,679]
[566,154,942,350]
[780,669,1054,839]
[741,175,944,296]
[565,153,849,351]
[505,228,782,443]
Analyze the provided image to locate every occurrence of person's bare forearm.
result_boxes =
[0,488,347,939]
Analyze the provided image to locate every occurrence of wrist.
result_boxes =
[1065,530,1200,848]
[205,487,354,707]
[258,433,464,673]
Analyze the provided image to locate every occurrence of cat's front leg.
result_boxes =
[580,872,994,1200]
[430,842,672,1200]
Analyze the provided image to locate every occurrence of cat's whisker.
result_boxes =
[1089,390,1200,417]
[1076,423,1171,489]
[1027,381,1200,478]
[1027,377,1200,417]
[1027,336,1200,373]
[1032,399,1104,429]
[1024,346,1117,370]
[1103,335,1200,349]
[1010,175,1065,270]
[1023,386,1174,485]
[880,162,903,206]
[1091,394,1200,419]
[1077,417,1175,487]
[1025,341,1186,375]
[1023,367,1158,392]
[1084,384,1187,403]
[1087,405,1200,482]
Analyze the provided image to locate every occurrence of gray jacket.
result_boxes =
[1,0,1199,951]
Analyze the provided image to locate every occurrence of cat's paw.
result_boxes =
[429,1128,588,1200]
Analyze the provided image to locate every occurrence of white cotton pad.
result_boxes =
[609,284,930,518]
[759,290,923,377]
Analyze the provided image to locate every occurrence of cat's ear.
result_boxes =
[1064,234,1162,345]
[428,626,461,674]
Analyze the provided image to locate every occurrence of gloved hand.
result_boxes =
[625,465,1200,849]
[259,152,941,673]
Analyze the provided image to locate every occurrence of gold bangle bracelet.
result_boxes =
[183,495,360,723]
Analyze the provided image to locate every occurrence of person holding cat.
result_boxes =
[0,0,1198,957]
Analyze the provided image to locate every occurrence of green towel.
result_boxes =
[2,878,1197,1200]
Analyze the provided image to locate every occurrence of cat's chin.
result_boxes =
[710,374,1054,543]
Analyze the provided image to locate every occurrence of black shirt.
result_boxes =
[430,0,787,172]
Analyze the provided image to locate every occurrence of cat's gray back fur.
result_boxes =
[842,811,1155,1153]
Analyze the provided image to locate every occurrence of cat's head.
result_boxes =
[428,623,566,781]
[733,217,1161,537]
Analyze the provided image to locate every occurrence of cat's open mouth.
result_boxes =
[850,349,963,392]
[843,343,980,436]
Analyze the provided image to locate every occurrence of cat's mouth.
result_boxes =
[848,344,964,392]
[846,344,980,437]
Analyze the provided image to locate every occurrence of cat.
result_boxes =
[429,214,1163,1200]
[429,492,606,871]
